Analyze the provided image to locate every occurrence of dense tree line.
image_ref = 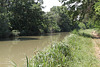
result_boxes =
[0,0,10,38]
[0,0,100,38]
[0,0,44,37]
[0,0,72,38]
[43,6,72,33]
[94,0,100,29]
[9,0,44,35]
[60,0,100,29]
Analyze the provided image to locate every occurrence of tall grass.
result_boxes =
[28,30,99,67]
[67,34,99,67]
[29,42,72,67]
[94,28,100,35]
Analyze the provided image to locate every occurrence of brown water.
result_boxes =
[0,32,69,67]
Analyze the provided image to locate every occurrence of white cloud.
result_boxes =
[42,0,62,12]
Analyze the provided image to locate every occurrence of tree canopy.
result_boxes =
[59,0,100,29]
[9,0,44,35]
[44,6,72,32]
[0,0,100,38]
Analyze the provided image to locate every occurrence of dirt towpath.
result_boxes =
[92,31,100,60]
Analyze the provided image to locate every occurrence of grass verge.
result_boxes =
[28,29,99,67]
[67,34,99,67]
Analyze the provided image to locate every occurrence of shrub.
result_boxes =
[0,14,10,38]
[29,42,72,67]
[78,22,86,29]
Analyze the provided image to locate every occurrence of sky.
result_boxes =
[42,0,62,12]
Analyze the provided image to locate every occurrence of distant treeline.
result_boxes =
[0,0,100,38]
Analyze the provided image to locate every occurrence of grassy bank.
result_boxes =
[27,29,99,67]
[67,34,99,67]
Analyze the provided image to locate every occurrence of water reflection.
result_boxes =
[0,32,69,67]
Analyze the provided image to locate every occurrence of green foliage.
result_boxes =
[44,6,72,32]
[94,0,100,15]
[94,0,100,29]
[44,12,61,32]
[60,0,98,29]
[72,29,79,34]
[60,0,97,20]
[72,29,95,38]
[52,6,72,31]
[0,14,10,38]
[0,0,99,37]
[95,5,100,15]
[79,29,95,35]
[9,0,44,35]
[0,3,10,38]
[26,56,29,67]
[94,28,100,35]
[0,0,45,37]
[94,20,100,29]
[78,22,86,29]
[86,18,95,28]
[67,34,99,67]
[27,32,99,67]
[11,61,17,67]
[0,0,72,37]
[29,42,72,67]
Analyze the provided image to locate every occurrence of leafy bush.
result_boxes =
[0,14,10,38]
[72,29,79,34]
[9,1,44,35]
[78,22,86,29]
[29,42,72,67]
[12,30,20,36]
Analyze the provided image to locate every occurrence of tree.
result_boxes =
[9,0,44,35]
[50,6,72,31]
[59,0,99,29]
[0,0,10,38]
[0,14,10,38]
[94,0,100,29]
[95,0,100,15]
[60,0,98,19]
[44,11,61,32]
[44,6,72,32]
